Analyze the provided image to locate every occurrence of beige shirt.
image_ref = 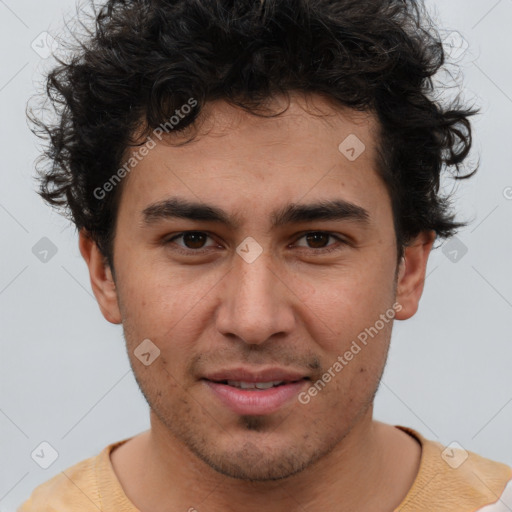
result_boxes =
[18,425,512,511]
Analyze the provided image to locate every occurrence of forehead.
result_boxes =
[117,92,389,226]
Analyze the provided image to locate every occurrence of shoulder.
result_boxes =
[396,426,512,512]
[17,440,126,512]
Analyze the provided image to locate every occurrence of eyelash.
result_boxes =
[165,231,348,256]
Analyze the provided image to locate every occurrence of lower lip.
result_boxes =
[203,379,309,415]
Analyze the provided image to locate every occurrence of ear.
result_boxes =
[394,230,436,320]
[78,229,122,324]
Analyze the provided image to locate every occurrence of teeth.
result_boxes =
[226,380,285,390]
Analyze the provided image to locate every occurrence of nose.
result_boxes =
[215,250,296,345]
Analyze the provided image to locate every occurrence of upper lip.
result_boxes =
[202,367,309,383]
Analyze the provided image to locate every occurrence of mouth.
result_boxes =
[201,376,310,415]
[211,379,302,389]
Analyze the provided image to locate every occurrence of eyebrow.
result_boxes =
[142,197,370,229]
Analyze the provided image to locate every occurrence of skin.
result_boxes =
[80,91,435,512]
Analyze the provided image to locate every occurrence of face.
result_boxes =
[83,92,432,481]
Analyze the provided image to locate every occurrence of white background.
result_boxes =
[1,1,511,510]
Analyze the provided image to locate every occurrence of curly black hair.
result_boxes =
[28,0,479,269]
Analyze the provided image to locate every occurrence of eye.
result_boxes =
[164,230,347,256]
[292,231,347,254]
[166,231,219,255]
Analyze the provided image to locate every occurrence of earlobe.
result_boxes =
[78,230,122,324]
[395,230,436,321]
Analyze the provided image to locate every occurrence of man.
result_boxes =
[20,0,511,511]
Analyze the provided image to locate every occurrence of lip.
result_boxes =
[202,367,308,383]
[202,376,309,416]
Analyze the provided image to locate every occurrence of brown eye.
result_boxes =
[293,232,347,255]
[166,231,218,254]
[181,232,208,249]
[304,232,330,248]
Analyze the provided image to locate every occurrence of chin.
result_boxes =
[197,446,311,482]
[185,428,332,482]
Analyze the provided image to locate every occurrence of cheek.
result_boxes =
[129,351,190,420]
[288,264,394,350]
[117,274,222,384]
[306,320,392,417]
[116,265,217,336]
